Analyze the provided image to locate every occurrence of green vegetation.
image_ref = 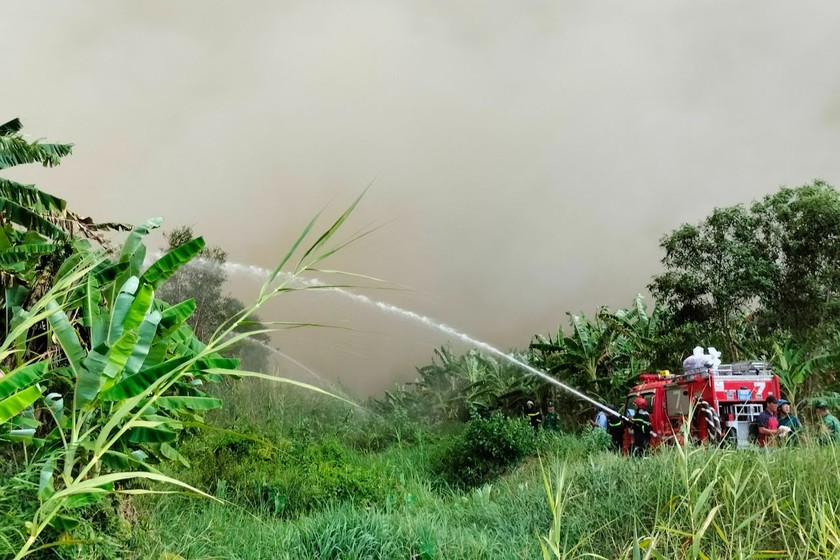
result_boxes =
[123,424,840,559]
[0,119,366,558]
[4,119,840,559]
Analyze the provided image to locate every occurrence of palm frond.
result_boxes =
[0,178,67,214]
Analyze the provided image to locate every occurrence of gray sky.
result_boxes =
[5,1,840,394]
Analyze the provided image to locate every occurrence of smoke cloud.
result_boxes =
[5,1,840,394]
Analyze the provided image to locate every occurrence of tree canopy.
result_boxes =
[650,180,840,356]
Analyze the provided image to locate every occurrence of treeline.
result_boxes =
[375,181,840,423]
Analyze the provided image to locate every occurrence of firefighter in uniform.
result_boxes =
[525,400,542,431]
[606,407,625,453]
[631,396,652,456]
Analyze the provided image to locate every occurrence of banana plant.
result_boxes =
[531,311,615,383]
[772,338,825,411]
[7,196,369,559]
[0,118,371,558]
[0,118,128,332]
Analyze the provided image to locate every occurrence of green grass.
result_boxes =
[130,444,551,560]
[7,383,840,560]
[8,424,840,559]
[96,435,838,560]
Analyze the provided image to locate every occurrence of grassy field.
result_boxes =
[128,425,840,559]
[4,380,840,560]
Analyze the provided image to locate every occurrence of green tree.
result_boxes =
[597,295,671,372]
[0,117,129,335]
[0,118,363,558]
[530,297,675,411]
[751,181,840,343]
[648,205,772,359]
[772,337,826,410]
[530,310,620,410]
[376,345,542,422]
[651,182,840,358]
[0,119,231,555]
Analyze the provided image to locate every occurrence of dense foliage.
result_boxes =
[434,412,535,488]
[0,119,363,558]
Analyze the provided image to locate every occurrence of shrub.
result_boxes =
[182,432,393,518]
[435,412,535,488]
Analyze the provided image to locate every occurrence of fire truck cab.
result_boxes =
[624,362,781,449]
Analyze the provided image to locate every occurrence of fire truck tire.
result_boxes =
[698,404,721,443]
[710,408,722,443]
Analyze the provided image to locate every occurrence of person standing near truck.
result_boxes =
[777,399,803,446]
[606,407,625,453]
[543,403,560,432]
[524,400,542,431]
[590,407,607,431]
[757,395,780,448]
[631,397,652,456]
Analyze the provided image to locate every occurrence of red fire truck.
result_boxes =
[623,361,781,449]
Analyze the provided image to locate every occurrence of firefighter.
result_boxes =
[606,407,625,453]
[814,400,840,444]
[525,400,542,431]
[543,403,560,431]
[631,396,652,456]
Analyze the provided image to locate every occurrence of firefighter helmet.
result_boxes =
[634,396,648,409]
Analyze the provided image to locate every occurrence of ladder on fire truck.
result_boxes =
[701,361,773,448]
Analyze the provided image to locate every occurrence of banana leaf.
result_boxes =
[119,217,163,269]
[123,283,154,332]
[39,455,56,501]
[153,396,222,411]
[0,178,67,213]
[158,299,196,332]
[102,331,140,380]
[99,357,191,401]
[0,243,56,270]
[126,425,178,444]
[44,392,64,426]
[0,361,48,399]
[46,301,86,379]
[108,276,140,345]
[141,237,205,288]
[0,385,43,424]
[0,198,67,240]
[0,136,73,169]
[0,118,22,136]
[124,311,161,376]
[159,442,190,468]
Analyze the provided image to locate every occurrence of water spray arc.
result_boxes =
[220,259,625,420]
[251,339,331,386]
[153,254,623,418]
[143,253,335,388]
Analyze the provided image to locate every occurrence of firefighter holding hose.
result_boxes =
[631,397,652,456]
[606,406,625,452]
